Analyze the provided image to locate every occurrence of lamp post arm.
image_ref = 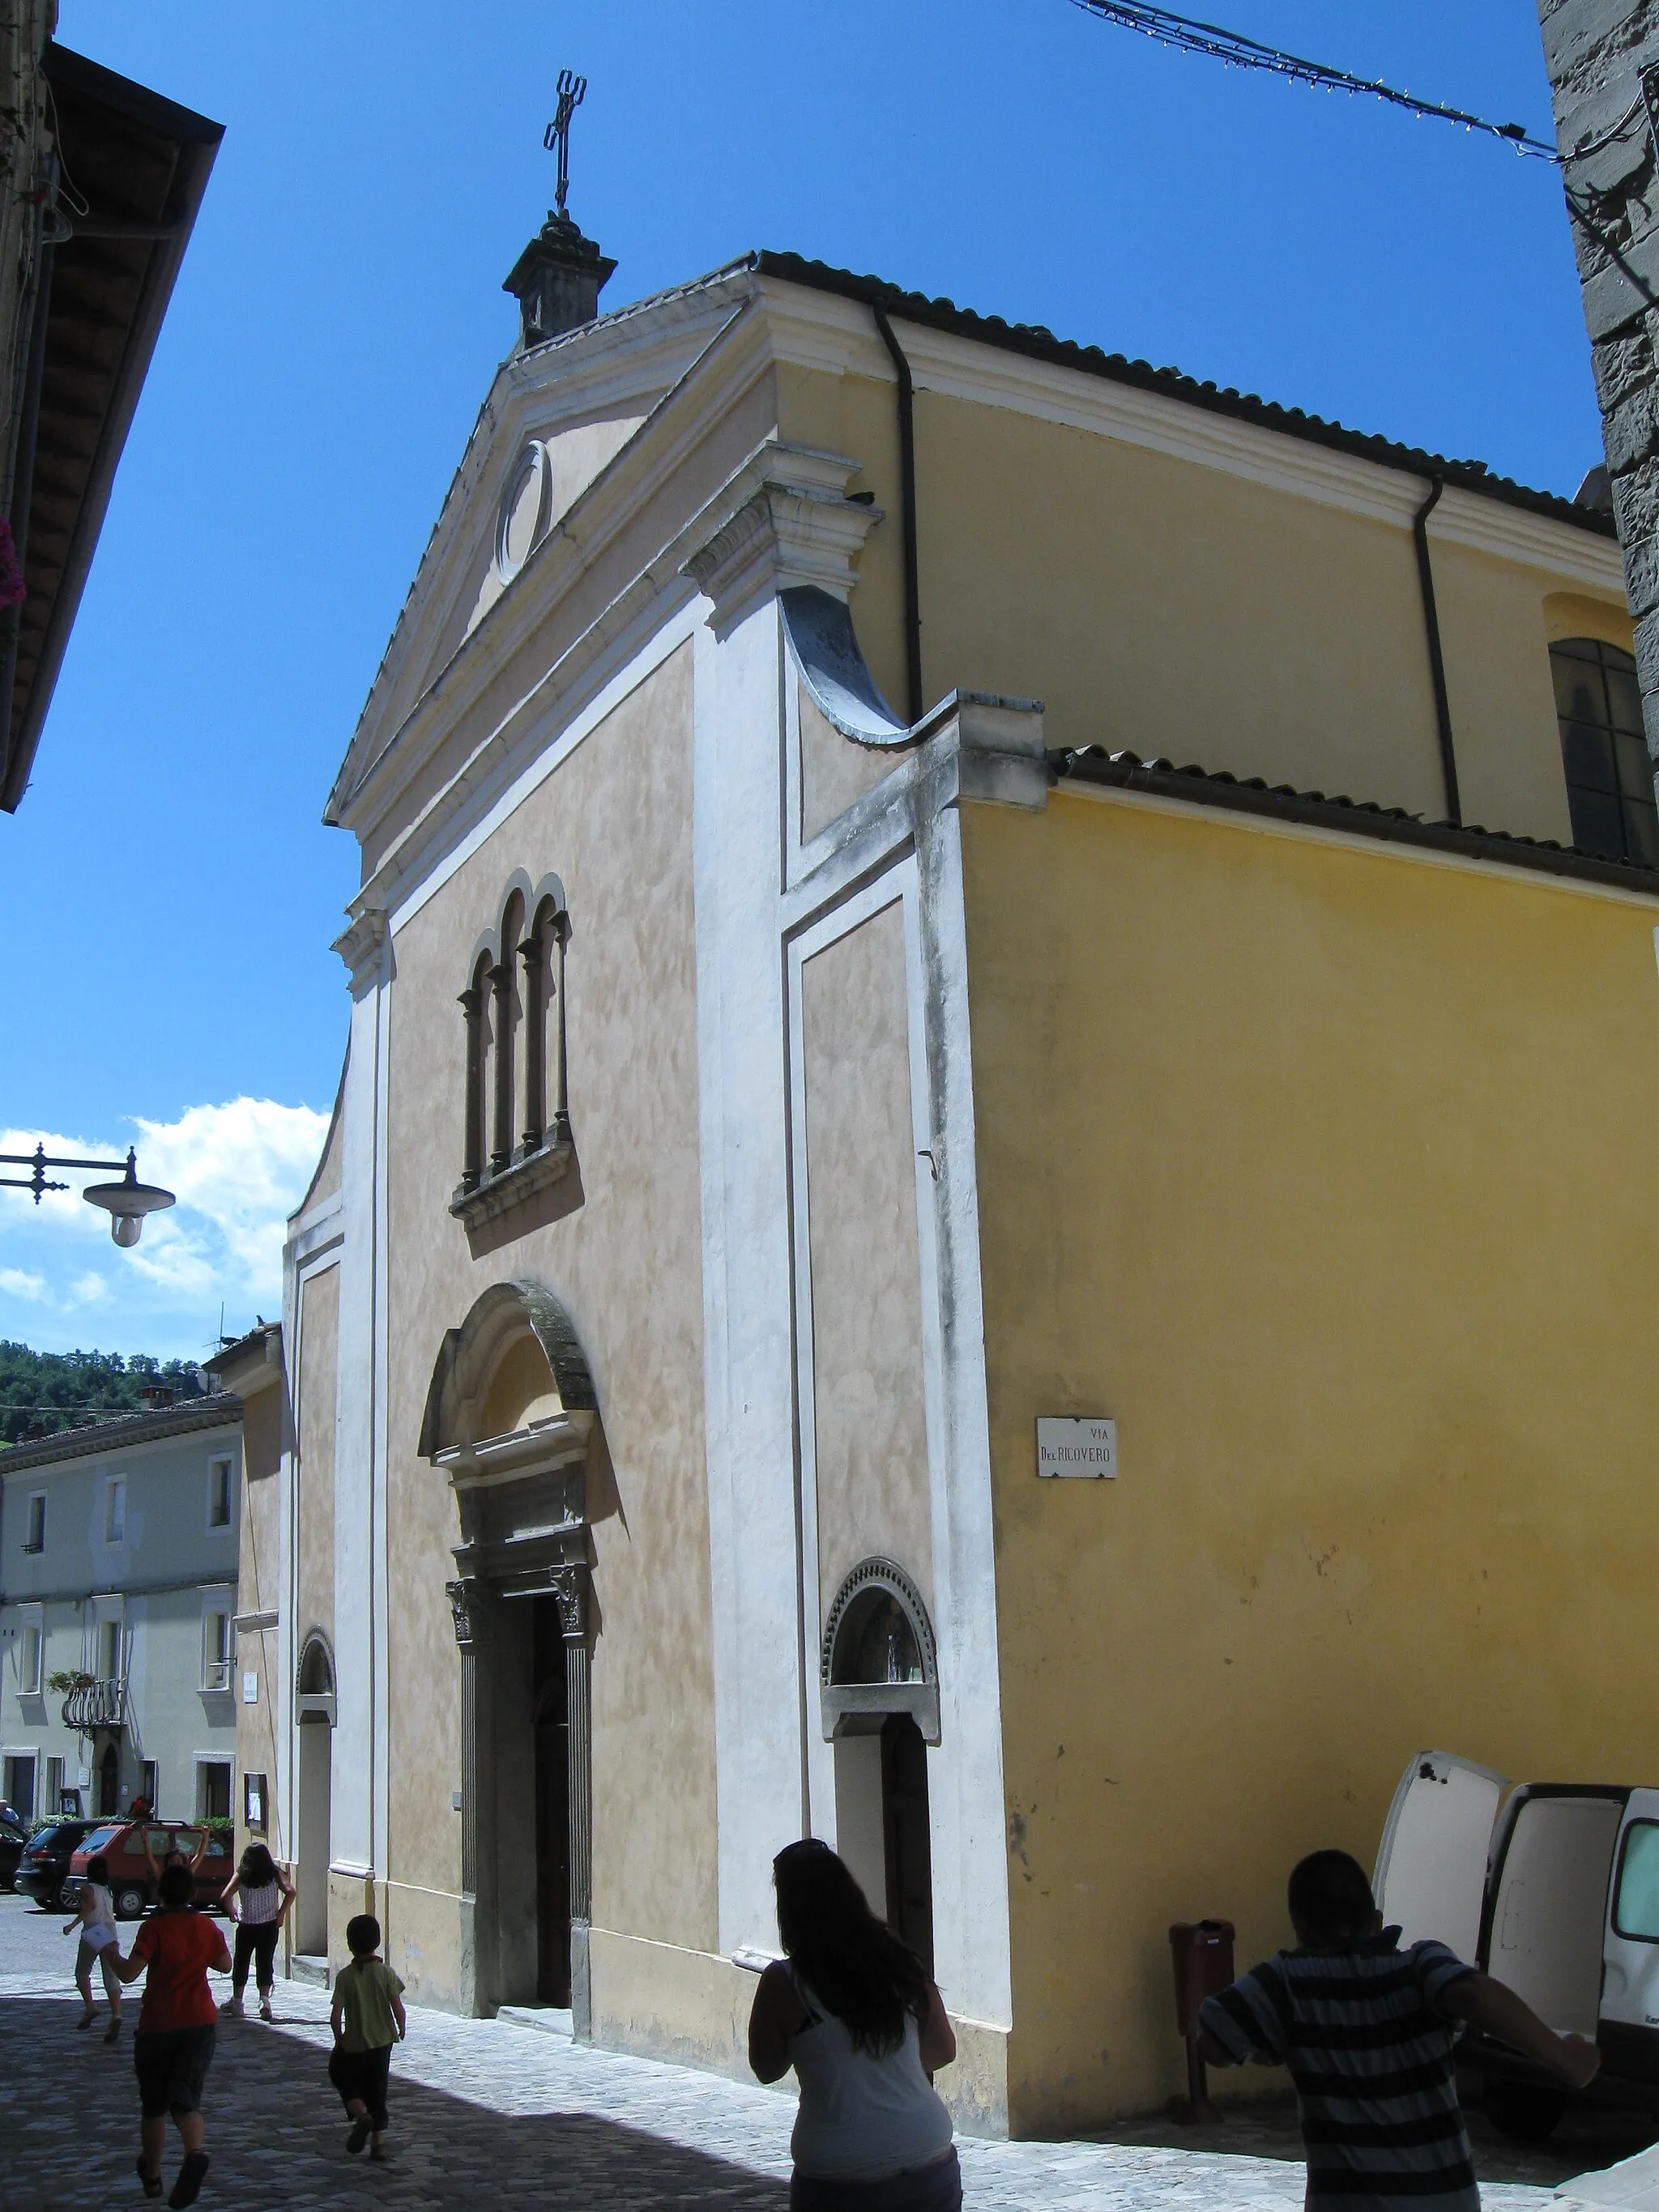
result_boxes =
[0,1142,147,1204]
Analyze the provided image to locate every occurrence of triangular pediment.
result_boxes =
[326,260,753,827]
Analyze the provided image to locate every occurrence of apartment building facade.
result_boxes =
[0,1394,241,1824]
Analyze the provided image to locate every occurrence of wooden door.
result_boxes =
[532,1596,572,2006]
[881,1714,934,1972]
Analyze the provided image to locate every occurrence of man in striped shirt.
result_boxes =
[1196,1850,1598,2210]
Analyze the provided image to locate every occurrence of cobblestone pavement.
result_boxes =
[0,1894,1613,2212]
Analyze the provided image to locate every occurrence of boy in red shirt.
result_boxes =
[113,1861,232,2209]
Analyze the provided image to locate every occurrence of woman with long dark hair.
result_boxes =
[217,1843,294,2022]
[748,1839,959,2211]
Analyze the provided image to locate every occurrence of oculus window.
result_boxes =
[1552,637,1659,866]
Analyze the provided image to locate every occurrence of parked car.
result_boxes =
[14,1819,100,1909]
[0,1813,30,1888]
[61,1821,232,1920]
[1375,1749,1659,2140]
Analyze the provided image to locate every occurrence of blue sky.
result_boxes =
[0,1,1602,1359]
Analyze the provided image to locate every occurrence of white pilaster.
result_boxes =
[330,910,389,1880]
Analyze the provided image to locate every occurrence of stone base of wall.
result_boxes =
[589,1924,1010,2138]
[325,1865,380,1983]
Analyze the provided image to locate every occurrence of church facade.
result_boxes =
[267,207,1659,2134]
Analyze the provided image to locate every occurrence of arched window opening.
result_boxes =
[490,890,525,1178]
[831,1587,925,1688]
[1551,637,1659,867]
[519,895,568,1155]
[295,1629,337,1723]
[459,952,491,1195]
[453,875,573,1218]
[821,1558,938,1742]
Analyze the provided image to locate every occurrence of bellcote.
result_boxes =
[502,211,616,351]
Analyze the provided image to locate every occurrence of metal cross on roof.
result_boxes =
[544,69,586,220]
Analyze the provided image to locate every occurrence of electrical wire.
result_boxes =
[1072,1,1563,161]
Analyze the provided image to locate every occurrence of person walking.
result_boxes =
[217,1843,293,2021]
[113,1860,232,2209]
[747,1839,960,2212]
[63,1851,122,2042]
[1196,1848,1600,2212]
[327,1913,407,2161]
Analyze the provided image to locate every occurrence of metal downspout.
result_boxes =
[872,303,923,724]
[1412,475,1461,826]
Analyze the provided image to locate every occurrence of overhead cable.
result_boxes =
[1071,2,1562,161]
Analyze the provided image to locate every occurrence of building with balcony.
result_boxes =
[0,1391,241,1823]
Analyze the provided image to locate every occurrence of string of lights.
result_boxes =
[1071,1,1562,161]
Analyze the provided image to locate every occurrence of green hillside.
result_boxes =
[0,1342,206,1448]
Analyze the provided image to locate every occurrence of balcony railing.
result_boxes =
[61,1677,129,1731]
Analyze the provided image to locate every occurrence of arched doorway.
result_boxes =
[421,1277,599,2022]
[821,1561,940,1972]
[97,1741,119,1818]
[294,1630,335,1958]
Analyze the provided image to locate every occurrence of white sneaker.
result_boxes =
[258,1995,273,2021]
[219,1994,243,2018]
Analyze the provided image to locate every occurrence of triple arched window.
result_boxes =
[457,872,570,1200]
[1551,637,1659,867]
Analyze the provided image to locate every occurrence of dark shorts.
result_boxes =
[329,2042,393,2130]
[791,2148,962,2212]
[134,2025,216,2118]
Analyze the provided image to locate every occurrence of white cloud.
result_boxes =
[0,1098,331,1353]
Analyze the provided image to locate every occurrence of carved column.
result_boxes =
[446,1578,497,2014]
[518,931,545,1156]
[549,1562,591,2035]
[550,914,572,1147]
[458,987,484,1193]
[488,961,514,1178]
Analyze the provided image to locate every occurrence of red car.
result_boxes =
[61,1820,232,1920]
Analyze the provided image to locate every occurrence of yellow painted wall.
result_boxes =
[777,360,1623,843]
[961,785,1659,2133]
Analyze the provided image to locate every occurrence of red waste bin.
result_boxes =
[1168,1918,1235,2120]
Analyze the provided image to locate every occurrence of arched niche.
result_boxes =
[295,1627,336,1725]
[820,1557,940,1744]
[420,1277,597,1599]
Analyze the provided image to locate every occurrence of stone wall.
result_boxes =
[1539,0,1659,735]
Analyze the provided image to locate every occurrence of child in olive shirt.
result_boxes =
[328,1914,407,2160]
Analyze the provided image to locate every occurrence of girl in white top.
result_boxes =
[219,1843,295,2022]
[748,1839,959,2212]
[64,1851,123,2043]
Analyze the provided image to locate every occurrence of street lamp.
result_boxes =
[0,1142,176,1247]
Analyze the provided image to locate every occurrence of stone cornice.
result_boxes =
[330,905,388,983]
[681,446,881,637]
[434,1409,595,1488]
[755,275,1628,595]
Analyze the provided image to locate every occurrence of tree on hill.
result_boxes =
[0,1343,206,1447]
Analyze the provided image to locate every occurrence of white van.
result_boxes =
[1374,1751,1659,2139]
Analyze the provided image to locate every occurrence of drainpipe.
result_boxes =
[872,304,923,725]
[1411,475,1461,827]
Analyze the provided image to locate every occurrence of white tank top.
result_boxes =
[82,1884,117,1950]
[784,1969,954,2181]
